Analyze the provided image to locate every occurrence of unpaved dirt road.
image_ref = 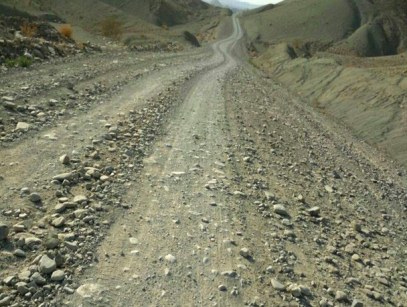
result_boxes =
[1,16,406,307]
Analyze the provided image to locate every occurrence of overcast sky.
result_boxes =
[245,0,283,4]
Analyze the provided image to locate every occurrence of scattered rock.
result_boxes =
[31,272,46,286]
[239,247,251,259]
[51,270,65,281]
[351,300,364,307]
[335,290,349,302]
[324,185,334,193]
[59,154,70,165]
[28,192,42,203]
[273,204,289,216]
[164,254,177,263]
[0,223,9,240]
[308,206,320,217]
[16,282,29,295]
[76,283,105,298]
[39,254,57,274]
[0,296,11,306]
[13,249,26,258]
[271,278,286,291]
[73,195,88,204]
[51,216,65,228]
[15,122,30,131]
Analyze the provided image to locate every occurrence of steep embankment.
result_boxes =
[241,0,407,168]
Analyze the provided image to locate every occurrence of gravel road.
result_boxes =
[0,16,406,307]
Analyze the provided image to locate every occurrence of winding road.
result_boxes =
[1,15,406,307]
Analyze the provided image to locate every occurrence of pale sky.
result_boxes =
[246,0,283,4]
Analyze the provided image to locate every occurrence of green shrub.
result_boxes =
[5,56,33,68]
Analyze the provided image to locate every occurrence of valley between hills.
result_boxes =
[0,1,406,306]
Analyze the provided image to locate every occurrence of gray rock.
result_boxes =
[39,255,56,274]
[53,172,74,181]
[59,154,70,165]
[20,187,30,195]
[351,300,364,307]
[18,270,31,282]
[239,248,251,259]
[29,192,42,203]
[273,204,289,216]
[308,206,321,217]
[2,96,15,102]
[0,223,9,240]
[265,191,276,201]
[24,236,42,247]
[51,270,65,281]
[16,281,29,295]
[218,284,227,291]
[271,278,286,291]
[335,291,349,302]
[64,287,75,294]
[13,249,26,258]
[3,275,16,286]
[76,283,105,298]
[45,237,60,249]
[73,195,88,204]
[164,254,176,263]
[324,185,334,193]
[0,296,11,306]
[16,122,30,131]
[54,203,67,213]
[31,272,46,286]
[3,101,16,110]
[51,216,65,228]
[221,271,238,278]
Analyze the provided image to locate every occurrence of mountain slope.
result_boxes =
[0,0,227,44]
[241,0,407,168]
[242,0,407,57]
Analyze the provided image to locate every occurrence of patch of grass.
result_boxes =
[20,22,38,38]
[100,17,124,40]
[5,56,33,68]
[59,24,73,39]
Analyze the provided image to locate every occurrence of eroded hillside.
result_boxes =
[241,0,407,169]
[0,0,230,47]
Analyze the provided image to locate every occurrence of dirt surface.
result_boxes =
[0,15,407,307]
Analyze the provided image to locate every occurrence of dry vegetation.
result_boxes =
[100,17,124,40]
[20,22,37,37]
[58,24,73,38]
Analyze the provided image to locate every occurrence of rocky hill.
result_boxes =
[243,0,407,57]
[0,0,228,47]
[241,0,407,169]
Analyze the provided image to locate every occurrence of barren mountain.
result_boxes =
[241,0,407,168]
[243,0,407,56]
[0,0,229,45]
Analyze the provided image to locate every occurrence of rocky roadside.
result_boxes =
[0,49,209,145]
[0,15,101,68]
[0,51,213,306]
[221,66,407,306]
